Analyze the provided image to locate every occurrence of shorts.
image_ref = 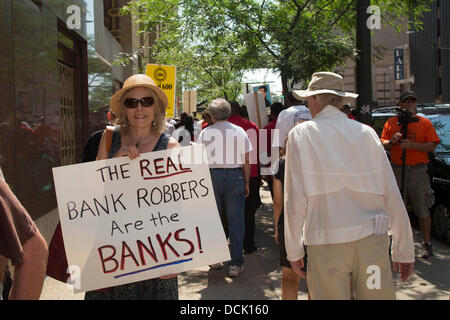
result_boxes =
[392,163,434,218]
[277,213,307,272]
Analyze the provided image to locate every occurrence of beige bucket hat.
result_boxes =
[110,74,168,116]
[293,72,358,103]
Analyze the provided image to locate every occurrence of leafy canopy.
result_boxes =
[119,0,434,102]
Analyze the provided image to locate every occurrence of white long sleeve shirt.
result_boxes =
[284,105,415,263]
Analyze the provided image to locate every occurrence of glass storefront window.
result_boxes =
[6,1,59,218]
[1,0,122,220]
[87,44,114,135]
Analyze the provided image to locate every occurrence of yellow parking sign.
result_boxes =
[145,64,177,118]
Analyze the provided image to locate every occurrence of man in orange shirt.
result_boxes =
[381,91,441,259]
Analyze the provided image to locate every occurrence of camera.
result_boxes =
[395,107,419,126]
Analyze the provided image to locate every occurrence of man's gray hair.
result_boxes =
[209,98,231,121]
[316,93,344,108]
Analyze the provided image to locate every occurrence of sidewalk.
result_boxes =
[39,183,450,300]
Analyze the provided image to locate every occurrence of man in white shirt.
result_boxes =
[197,98,252,278]
[284,72,415,300]
[274,91,312,152]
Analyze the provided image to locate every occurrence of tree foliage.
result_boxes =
[118,0,435,103]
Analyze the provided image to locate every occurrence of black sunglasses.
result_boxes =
[124,96,155,109]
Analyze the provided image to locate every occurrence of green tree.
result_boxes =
[119,0,435,101]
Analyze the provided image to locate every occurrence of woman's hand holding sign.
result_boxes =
[122,144,140,160]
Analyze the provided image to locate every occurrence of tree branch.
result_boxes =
[222,10,280,60]
[287,0,314,35]
[311,0,335,19]
[328,0,356,28]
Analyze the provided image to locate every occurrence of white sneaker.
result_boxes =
[228,265,244,277]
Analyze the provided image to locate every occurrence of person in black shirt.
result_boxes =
[273,157,309,300]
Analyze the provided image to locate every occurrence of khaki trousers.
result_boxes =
[306,234,395,300]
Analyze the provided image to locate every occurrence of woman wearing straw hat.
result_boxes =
[84,74,179,300]
[96,74,179,161]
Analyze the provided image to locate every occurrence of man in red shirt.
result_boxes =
[228,101,261,254]
[381,91,441,259]
[262,102,284,198]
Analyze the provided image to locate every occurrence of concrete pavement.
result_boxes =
[39,183,450,300]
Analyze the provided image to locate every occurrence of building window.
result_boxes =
[104,0,122,44]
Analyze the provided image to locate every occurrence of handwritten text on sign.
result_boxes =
[52,145,230,293]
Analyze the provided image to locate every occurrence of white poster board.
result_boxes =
[183,90,197,115]
[244,91,269,129]
[52,144,230,293]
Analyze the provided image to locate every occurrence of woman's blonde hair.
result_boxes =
[115,86,166,135]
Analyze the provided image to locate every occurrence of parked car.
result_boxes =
[426,112,450,243]
[418,103,450,114]
[370,108,396,137]
[371,105,450,243]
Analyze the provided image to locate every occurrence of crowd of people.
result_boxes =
[0,71,442,300]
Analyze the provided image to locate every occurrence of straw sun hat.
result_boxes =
[110,74,168,116]
[293,72,358,103]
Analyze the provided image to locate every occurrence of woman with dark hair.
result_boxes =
[174,112,195,143]
[200,110,212,129]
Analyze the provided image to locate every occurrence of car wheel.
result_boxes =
[432,203,450,242]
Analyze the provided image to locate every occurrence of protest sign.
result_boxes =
[183,90,197,115]
[145,64,177,118]
[244,91,269,129]
[252,84,272,107]
[52,144,230,293]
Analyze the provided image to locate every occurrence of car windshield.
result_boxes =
[427,114,450,154]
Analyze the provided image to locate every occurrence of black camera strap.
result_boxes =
[396,108,419,200]
[400,123,408,200]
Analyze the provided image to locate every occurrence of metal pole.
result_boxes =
[356,0,373,124]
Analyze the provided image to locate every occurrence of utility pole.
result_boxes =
[356,0,373,124]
